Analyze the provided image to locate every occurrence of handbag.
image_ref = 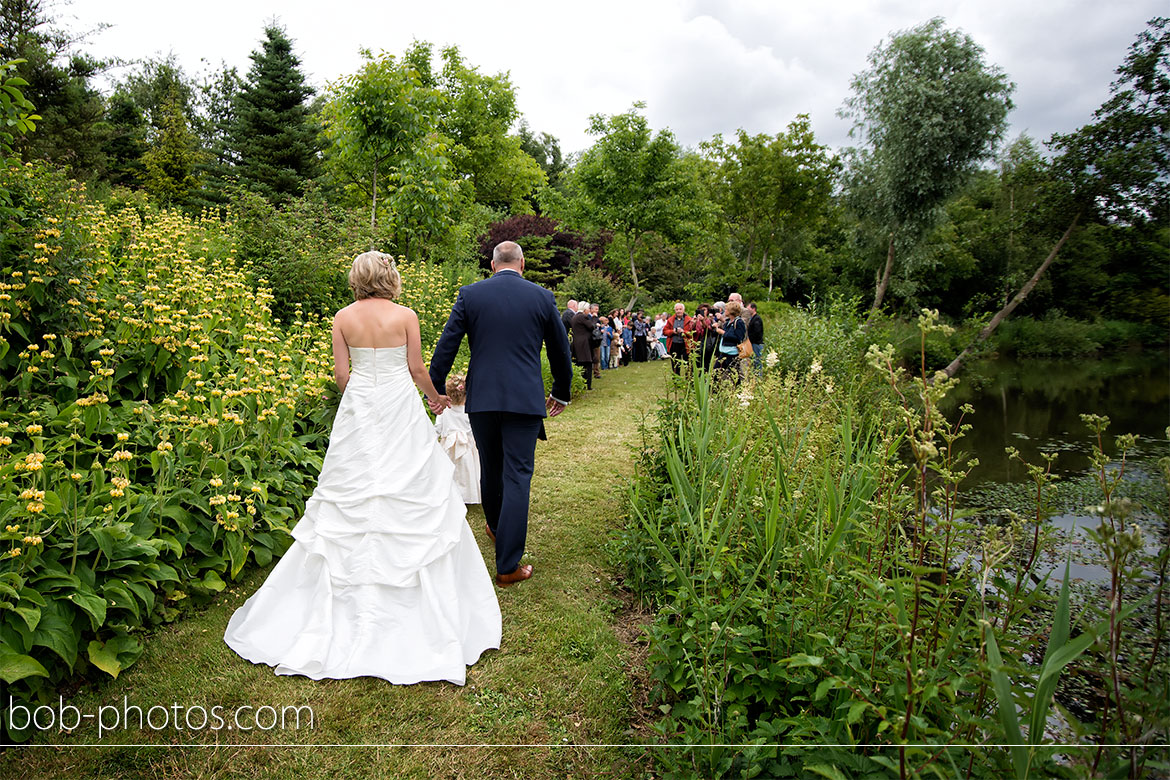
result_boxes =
[737,338,753,359]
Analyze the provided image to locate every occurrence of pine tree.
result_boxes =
[231,25,319,204]
[142,86,202,206]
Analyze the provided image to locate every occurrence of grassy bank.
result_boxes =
[1,361,670,778]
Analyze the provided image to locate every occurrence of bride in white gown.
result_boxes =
[224,252,501,685]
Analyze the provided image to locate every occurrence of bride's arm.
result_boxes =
[332,315,350,394]
[405,310,447,408]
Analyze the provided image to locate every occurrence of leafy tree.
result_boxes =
[1,58,37,156]
[517,120,566,190]
[1,57,38,231]
[190,64,243,212]
[558,266,622,313]
[574,103,706,309]
[708,115,839,299]
[114,57,194,131]
[231,25,319,205]
[942,16,1169,377]
[321,44,458,259]
[431,46,545,213]
[99,91,147,188]
[840,17,1014,320]
[1,0,108,177]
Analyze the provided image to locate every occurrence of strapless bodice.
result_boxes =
[349,345,409,383]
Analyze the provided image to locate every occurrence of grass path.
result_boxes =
[2,361,670,779]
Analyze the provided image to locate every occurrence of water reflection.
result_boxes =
[942,351,1169,484]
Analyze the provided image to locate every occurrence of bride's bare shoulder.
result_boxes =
[390,301,419,320]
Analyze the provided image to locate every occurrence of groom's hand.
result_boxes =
[546,396,566,418]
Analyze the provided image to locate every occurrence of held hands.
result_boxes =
[546,395,567,418]
[428,394,452,415]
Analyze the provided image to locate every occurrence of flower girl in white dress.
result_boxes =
[434,374,481,504]
[224,252,501,685]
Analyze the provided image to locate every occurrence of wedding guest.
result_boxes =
[621,318,633,366]
[632,311,650,362]
[562,299,577,334]
[610,323,623,369]
[571,300,595,390]
[746,302,765,376]
[714,300,747,384]
[589,303,602,378]
[662,303,691,375]
[599,316,613,370]
[695,305,718,371]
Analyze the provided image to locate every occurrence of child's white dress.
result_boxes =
[435,405,481,504]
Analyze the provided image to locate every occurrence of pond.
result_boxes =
[943,350,1169,485]
[941,349,1169,583]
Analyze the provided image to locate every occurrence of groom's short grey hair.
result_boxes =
[493,241,524,266]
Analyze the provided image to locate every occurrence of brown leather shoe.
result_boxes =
[485,523,496,544]
[495,564,533,587]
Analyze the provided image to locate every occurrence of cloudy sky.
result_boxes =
[66,0,1162,156]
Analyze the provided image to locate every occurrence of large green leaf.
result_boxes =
[87,638,122,678]
[0,641,49,684]
[68,587,107,632]
[200,570,226,593]
[87,635,144,679]
[984,624,1028,778]
[31,600,80,669]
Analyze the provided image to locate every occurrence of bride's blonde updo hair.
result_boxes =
[349,251,401,301]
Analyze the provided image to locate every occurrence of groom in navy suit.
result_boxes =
[428,241,573,586]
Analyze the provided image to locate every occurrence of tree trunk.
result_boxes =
[625,233,641,311]
[941,211,1081,379]
[369,164,378,250]
[866,235,896,326]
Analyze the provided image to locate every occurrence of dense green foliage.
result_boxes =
[612,311,1168,777]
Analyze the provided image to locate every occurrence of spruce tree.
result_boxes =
[232,25,319,204]
[142,86,202,206]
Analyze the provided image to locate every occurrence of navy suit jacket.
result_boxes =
[429,269,573,417]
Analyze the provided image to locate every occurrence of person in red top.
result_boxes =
[662,302,693,375]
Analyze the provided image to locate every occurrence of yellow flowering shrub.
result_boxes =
[0,162,477,740]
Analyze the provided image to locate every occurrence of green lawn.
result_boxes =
[1,361,670,779]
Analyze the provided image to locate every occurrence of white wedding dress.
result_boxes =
[224,346,501,685]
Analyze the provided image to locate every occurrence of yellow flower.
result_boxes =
[25,424,43,435]
[22,536,42,546]
[116,432,130,441]
[0,436,11,446]
[8,548,21,558]
[5,525,19,533]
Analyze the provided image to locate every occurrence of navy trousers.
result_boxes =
[468,411,542,576]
